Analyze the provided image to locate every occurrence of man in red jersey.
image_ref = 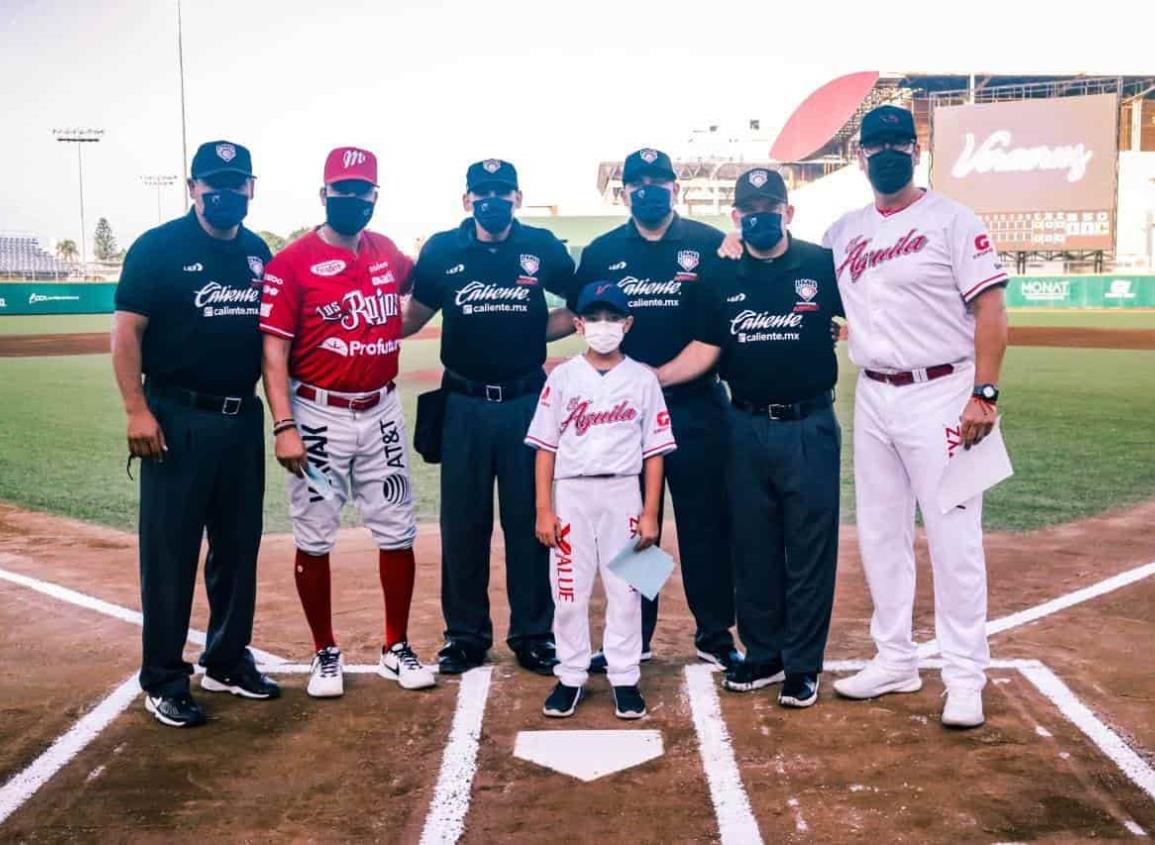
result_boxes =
[260,146,435,698]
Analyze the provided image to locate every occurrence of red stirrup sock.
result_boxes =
[378,547,416,649]
[294,549,336,652]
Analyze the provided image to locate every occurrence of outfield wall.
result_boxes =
[1,276,1153,316]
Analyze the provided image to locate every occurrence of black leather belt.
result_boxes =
[731,391,832,421]
[147,382,258,416]
[443,368,545,403]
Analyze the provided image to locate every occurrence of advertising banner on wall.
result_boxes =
[931,94,1119,251]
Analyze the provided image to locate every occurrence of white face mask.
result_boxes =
[582,319,625,354]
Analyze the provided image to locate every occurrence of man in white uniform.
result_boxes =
[824,105,1008,728]
[526,282,675,720]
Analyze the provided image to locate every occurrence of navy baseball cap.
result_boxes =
[576,280,630,316]
[467,159,519,193]
[860,105,916,146]
[734,168,788,208]
[622,147,676,185]
[191,140,254,179]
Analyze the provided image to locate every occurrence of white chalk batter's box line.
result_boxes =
[3,556,1155,842]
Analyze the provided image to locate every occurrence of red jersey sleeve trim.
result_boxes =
[962,272,1009,302]
[525,434,558,452]
[259,323,295,339]
[643,441,677,457]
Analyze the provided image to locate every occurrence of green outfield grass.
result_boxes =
[1,336,1152,534]
[0,314,115,335]
[1008,310,1155,329]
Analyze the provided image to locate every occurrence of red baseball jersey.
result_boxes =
[259,229,413,393]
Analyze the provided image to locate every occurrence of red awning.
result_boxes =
[769,71,880,162]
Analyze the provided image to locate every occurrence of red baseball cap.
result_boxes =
[324,146,378,186]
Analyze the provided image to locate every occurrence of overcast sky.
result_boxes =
[1,0,1150,252]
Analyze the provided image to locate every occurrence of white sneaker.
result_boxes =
[379,641,437,690]
[833,660,922,700]
[941,687,985,728]
[307,646,344,698]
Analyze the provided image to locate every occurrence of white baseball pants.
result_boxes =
[552,476,643,688]
[289,386,417,554]
[853,364,990,691]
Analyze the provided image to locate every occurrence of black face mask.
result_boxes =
[867,150,914,195]
[325,195,374,235]
[740,212,784,251]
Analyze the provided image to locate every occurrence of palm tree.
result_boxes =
[56,239,79,263]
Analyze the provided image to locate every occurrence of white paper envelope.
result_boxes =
[938,417,1013,514]
[606,542,676,601]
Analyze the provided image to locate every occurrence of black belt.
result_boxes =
[442,368,545,403]
[147,382,258,416]
[731,391,832,421]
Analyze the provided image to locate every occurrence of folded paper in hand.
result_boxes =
[303,462,337,502]
[938,417,1013,514]
[607,542,675,601]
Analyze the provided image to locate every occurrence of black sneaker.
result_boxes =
[589,649,652,674]
[515,641,559,676]
[437,641,485,675]
[779,673,820,708]
[543,682,583,718]
[721,658,785,693]
[145,692,207,728]
[201,662,282,700]
[612,685,647,719]
[696,646,745,671]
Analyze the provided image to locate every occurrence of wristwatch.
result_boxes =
[973,383,999,403]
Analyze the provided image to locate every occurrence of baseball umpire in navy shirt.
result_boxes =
[570,147,741,672]
[659,168,843,708]
[112,140,280,728]
[402,159,576,676]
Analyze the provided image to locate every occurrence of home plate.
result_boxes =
[513,730,664,782]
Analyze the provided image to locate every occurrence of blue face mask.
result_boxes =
[740,212,784,251]
[629,184,672,226]
[473,197,514,235]
[202,190,249,229]
[325,195,375,236]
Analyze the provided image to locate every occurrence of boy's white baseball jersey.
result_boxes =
[525,354,676,687]
[824,190,1007,691]
[290,385,417,555]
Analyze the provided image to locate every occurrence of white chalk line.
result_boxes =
[1018,662,1155,805]
[0,672,140,827]
[0,559,291,829]
[919,559,1155,658]
[0,559,286,666]
[419,666,493,845]
[684,663,765,844]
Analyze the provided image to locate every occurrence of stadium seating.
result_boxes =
[0,236,72,279]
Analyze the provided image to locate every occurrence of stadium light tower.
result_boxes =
[53,128,104,270]
[140,174,178,224]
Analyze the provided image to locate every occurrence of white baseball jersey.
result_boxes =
[823,190,1008,371]
[525,354,676,477]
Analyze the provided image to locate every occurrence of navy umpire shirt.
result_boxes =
[694,235,844,405]
[571,214,724,377]
[411,218,575,384]
[115,210,271,397]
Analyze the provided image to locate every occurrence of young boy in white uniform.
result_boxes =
[526,281,676,719]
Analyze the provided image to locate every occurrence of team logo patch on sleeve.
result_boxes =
[248,256,265,278]
[793,278,820,312]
